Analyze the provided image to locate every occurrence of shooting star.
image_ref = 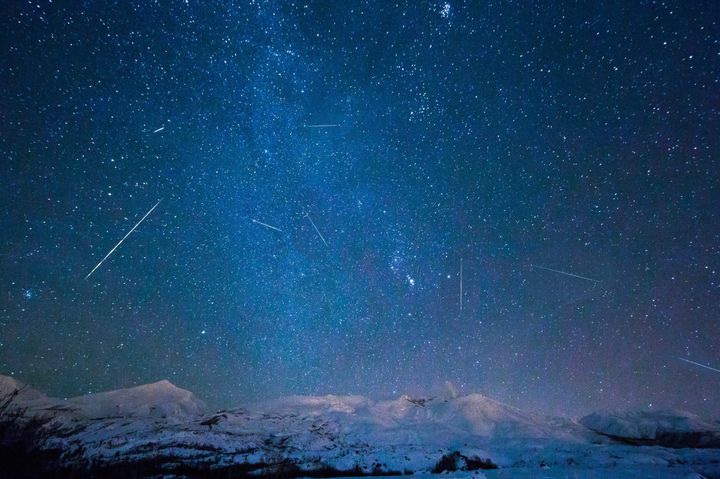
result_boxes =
[153,126,165,133]
[530,264,599,283]
[678,357,720,374]
[84,199,162,280]
[305,212,328,247]
[460,257,463,313]
[303,124,339,128]
[252,218,283,233]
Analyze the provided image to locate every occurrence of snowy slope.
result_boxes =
[45,391,720,477]
[0,374,72,414]
[68,379,207,418]
[580,409,720,448]
[0,375,43,402]
[253,393,592,443]
[2,374,719,478]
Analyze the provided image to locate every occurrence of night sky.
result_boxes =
[1,1,719,418]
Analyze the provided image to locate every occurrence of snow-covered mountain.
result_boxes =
[1,374,719,478]
[68,379,207,418]
[0,374,70,414]
[252,393,593,443]
[580,409,720,448]
[0,375,205,419]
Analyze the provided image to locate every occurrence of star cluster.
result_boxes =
[1,1,719,417]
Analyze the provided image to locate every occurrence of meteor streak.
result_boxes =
[153,126,165,133]
[303,124,339,128]
[84,199,162,280]
[305,212,328,247]
[460,257,463,313]
[677,357,720,374]
[252,218,283,233]
[530,264,599,283]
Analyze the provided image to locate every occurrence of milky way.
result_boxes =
[1,1,718,417]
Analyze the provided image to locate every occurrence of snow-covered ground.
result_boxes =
[1,375,718,478]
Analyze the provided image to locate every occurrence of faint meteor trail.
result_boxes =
[153,126,165,133]
[305,212,328,247]
[677,357,720,374]
[84,199,162,280]
[530,264,599,283]
[303,124,339,128]
[252,218,282,233]
[459,257,463,313]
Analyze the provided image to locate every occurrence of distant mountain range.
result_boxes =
[1,374,718,478]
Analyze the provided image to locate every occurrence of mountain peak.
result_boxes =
[0,373,24,395]
[69,380,207,418]
[133,379,181,391]
[152,379,174,387]
[0,374,53,405]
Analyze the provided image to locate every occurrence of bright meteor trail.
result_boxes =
[305,212,328,247]
[252,218,283,233]
[677,357,720,374]
[84,199,162,280]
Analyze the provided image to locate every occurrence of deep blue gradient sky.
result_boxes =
[1,1,719,418]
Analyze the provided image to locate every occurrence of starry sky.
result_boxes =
[1,0,719,418]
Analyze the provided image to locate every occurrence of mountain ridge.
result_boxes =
[2,373,720,478]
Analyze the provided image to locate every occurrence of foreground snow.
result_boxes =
[1,375,719,478]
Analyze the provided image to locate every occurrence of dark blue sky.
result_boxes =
[1,0,718,417]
